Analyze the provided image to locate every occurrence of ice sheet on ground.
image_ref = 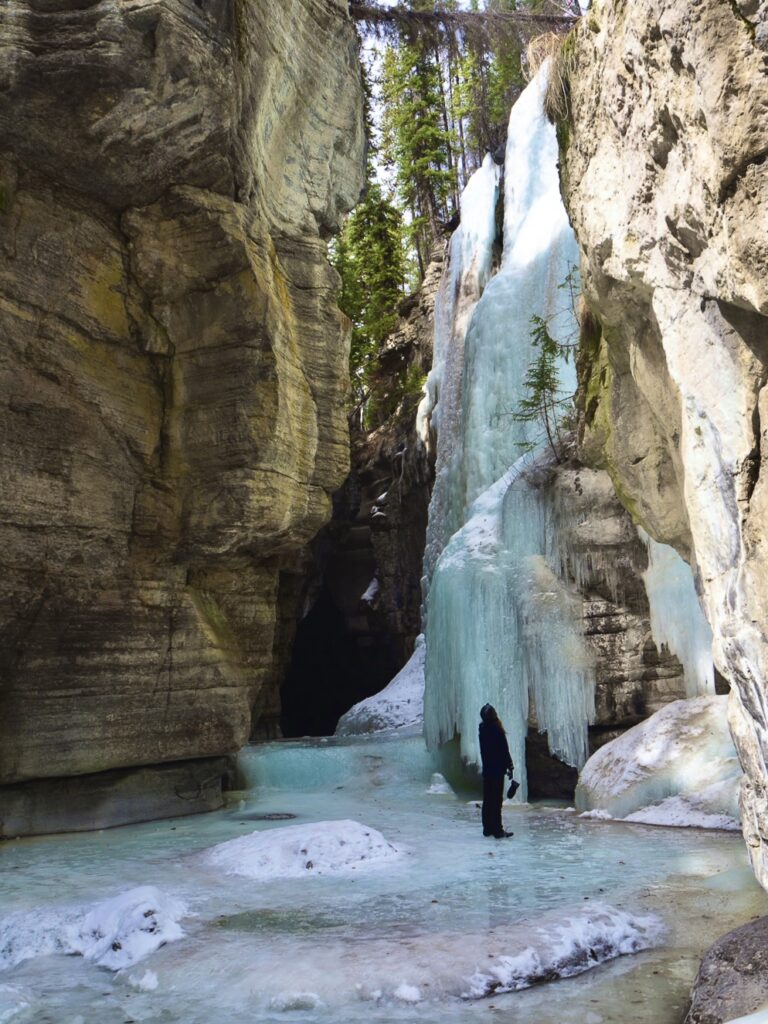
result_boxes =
[202,819,402,879]
[154,899,662,1010]
[0,886,187,973]
[0,984,32,1023]
[576,695,741,827]
[335,635,425,735]
[3,735,758,1024]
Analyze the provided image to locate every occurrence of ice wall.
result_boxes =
[639,530,715,698]
[418,153,500,587]
[422,68,592,797]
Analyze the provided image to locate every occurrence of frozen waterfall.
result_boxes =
[417,64,717,796]
[421,68,592,798]
[639,529,715,697]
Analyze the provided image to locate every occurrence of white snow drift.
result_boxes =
[576,695,741,828]
[0,886,187,973]
[203,819,402,879]
[463,904,662,998]
[335,637,425,735]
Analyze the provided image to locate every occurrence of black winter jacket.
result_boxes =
[479,721,513,777]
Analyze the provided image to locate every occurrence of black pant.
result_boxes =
[482,774,505,836]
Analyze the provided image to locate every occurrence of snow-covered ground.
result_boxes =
[576,695,741,829]
[0,887,187,973]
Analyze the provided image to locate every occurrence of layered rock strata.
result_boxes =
[561,0,768,885]
[0,0,364,829]
[527,460,689,796]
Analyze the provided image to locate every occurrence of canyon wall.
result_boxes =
[561,0,768,886]
[0,0,365,832]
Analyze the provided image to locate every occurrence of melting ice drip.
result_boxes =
[421,68,593,797]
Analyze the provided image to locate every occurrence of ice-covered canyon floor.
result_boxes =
[1,735,765,1024]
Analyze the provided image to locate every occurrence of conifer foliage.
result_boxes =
[333,181,407,416]
[337,0,579,423]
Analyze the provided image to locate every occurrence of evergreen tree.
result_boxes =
[381,39,457,276]
[332,181,407,414]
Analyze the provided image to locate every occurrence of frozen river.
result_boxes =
[1,735,765,1024]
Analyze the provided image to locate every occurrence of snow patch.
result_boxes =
[579,809,613,821]
[270,992,324,1011]
[393,983,423,1003]
[203,820,402,879]
[427,773,453,795]
[0,887,187,973]
[128,969,159,992]
[462,904,663,999]
[335,636,425,735]
[576,695,741,829]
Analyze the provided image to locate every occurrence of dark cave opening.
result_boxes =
[279,584,400,737]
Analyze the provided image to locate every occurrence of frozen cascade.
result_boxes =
[422,67,592,796]
[639,529,715,697]
[418,152,501,586]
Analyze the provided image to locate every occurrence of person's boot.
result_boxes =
[493,831,514,838]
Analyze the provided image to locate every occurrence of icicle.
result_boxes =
[638,529,715,696]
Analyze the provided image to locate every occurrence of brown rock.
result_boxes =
[562,0,768,888]
[686,916,768,1023]
[0,0,365,823]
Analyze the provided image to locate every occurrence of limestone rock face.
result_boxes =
[563,0,768,884]
[547,465,688,738]
[0,0,365,814]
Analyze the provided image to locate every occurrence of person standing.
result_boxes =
[479,703,514,838]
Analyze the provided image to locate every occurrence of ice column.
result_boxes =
[639,529,715,696]
[423,68,593,799]
[418,153,501,588]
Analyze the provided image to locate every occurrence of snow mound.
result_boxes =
[393,983,422,1003]
[427,773,454,795]
[270,991,324,1011]
[203,820,402,879]
[0,887,187,973]
[335,637,425,735]
[579,809,612,821]
[576,695,741,828]
[462,904,662,998]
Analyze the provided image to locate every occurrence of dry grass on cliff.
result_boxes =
[526,30,577,124]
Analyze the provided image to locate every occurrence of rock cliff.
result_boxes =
[0,0,365,831]
[561,0,768,886]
